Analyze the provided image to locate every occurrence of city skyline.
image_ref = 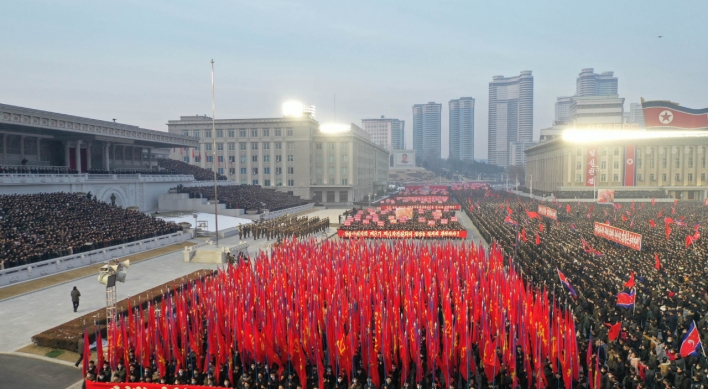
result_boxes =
[1,1,706,160]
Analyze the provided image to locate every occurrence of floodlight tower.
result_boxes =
[97,259,129,326]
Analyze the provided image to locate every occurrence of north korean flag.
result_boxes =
[616,290,635,309]
[557,269,577,298]
[642,100,708,130]
[680,321,703,358]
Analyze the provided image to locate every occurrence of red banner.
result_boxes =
[586,147,597,187]
[380,204,461,211]
[87,383,206,389]
[624,144,636,186]
[593,222,642,250]
[538,205,557,221]
[337,229,467,239]
[391,196,450,202]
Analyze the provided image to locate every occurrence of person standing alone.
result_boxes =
[71,286,81,312]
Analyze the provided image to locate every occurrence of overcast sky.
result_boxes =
[1,0,706,159]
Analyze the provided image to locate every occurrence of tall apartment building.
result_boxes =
[628,103,646,127]
[554,96,573,125]
[576,68,618,96]
[167,116,389,203]
[412,102,442,160]
[361,116,405,152]
[448,97,475,161]
[488,71,534,167]
[569,95,625,126]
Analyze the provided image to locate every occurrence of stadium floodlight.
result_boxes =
[562,129,708,143]
[97,259,130,285]
[282,101,304,117]
[320,123,350,134]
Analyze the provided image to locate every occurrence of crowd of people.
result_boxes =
[84,239,562,389]
[516,187,672,200]
[0,192,182,269]
[452,187,708,389]
[238,215,330,241]
[177,185,311,212]
[158,158,228,181]
[0,165,76,174]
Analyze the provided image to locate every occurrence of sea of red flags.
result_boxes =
[96,239,580,389]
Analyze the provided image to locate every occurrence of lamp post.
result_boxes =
[590,164,601,201]
[210,59,219,246]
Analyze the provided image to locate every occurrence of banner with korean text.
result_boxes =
[380,204,461,211]
[594,222,642,251]
[538,205,558,221]
[338,229,467,239]
[586,147,597,187]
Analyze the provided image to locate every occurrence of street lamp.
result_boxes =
[590,165,603,201]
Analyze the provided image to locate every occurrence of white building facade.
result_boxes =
[361,116,405,152]
[167,116,389,203]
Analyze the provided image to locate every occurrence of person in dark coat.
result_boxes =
[75,336,85,367]
[71,286,81,312]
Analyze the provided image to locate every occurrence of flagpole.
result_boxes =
[211,59,219,246]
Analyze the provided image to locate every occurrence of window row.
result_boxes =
[183,128,294,138]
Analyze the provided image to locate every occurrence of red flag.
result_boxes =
[666,224,672,240]
[539,222,545,232]
[535,233,541,245]
[526,211,539,219]
[624,272,635,288]
[622,214,627,222]
[686,235,696,248]
[649,220,656,228]
[96,326,104,372]
[566,204,571,213]
[521,228,527,242]
[82,328,90,376]
[652,198,656,206]
[608,322,622,342]
[655,253,661,270]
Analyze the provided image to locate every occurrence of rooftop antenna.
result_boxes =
[211,59,219,245]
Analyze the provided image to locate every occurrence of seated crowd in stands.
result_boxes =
[0,166,76,174]
[157,158,227,181]
[0,192,181,269]
[177,185,311,212]
[517,186,672,199]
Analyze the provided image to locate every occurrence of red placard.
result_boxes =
[87,383,204,389]
[418,217,426,223]
[381,204,461,211]
[593,222,642,250]
[428,220,436,226]
[538,205,557,221]
[586,147,597,187]
[338,229,467,239]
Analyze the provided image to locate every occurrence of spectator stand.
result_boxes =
[0,231,189,287]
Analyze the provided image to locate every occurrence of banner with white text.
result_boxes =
[338,229,467,239]
[593,222,642,251]
[538,205,558,221]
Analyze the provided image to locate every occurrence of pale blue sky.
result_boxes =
[1,0,706,159]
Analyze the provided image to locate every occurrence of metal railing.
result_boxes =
[0,231,190,288]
